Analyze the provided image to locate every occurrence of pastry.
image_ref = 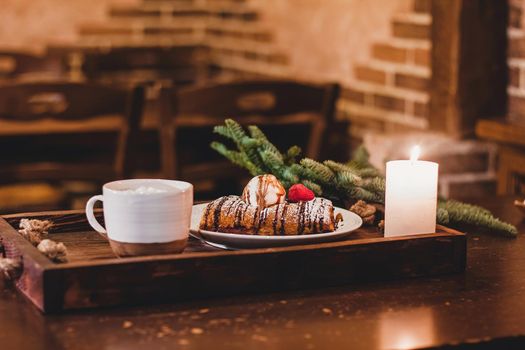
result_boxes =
[199,195,335,235]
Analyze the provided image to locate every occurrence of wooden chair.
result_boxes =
[81,46,209,141]
[496,146,525,195]
[476,119,525,195]
[0,50,64,81]
[0,81,144,211]
[159,79,340,187]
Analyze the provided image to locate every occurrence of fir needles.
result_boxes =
[211,119,385,202]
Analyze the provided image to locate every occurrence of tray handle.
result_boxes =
[0,242,23,281]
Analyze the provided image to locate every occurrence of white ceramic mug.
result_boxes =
[85,179,193,257]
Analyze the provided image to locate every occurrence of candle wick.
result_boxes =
[410,145,421,162]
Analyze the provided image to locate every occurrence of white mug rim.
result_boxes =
[102,179,193,195]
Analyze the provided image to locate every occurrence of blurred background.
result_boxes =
[0,0,522,213]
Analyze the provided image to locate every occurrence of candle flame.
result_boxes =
[410,145,421,162]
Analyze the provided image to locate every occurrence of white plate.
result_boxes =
[190,202,363,249]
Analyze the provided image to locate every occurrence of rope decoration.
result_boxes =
[0,218,69,281]
[18,219,68,263]
[37,239,68,263]
[0,240,22,281]
[0,256,22,281]
[18,219,53,245]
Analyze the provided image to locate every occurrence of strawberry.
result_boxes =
[287,184,315,202]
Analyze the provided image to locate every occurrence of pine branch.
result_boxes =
[324,160,353,173]
[220,119,267,172]
[335,170,362,187]
[213,125,235,140]
[210,141,263,176]
[438,200,517,237]
[348,145,373,169]
[280,167,300,188]
[284,146,302,165]
[437,207,450,224]
[248,125,281,156]
[361,177,386,200]
[300,158,336,184]
[224,119,248,146]
[302,179,323,196]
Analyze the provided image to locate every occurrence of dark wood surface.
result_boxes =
[0,210,464,313]
[0,50,64,80]
[81,46,207,86]
[1,196,524,349]
[46,43,205,81]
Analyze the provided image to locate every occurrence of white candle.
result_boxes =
[384,146,438,237]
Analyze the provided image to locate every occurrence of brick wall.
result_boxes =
[77,0,425,134]
[339,5,431,138]
[72,0,289,78]
[251,0,413,82]
[0,0,428,137]
[242,0,431,137]
[0,0,136,50]
[508,0,525,124]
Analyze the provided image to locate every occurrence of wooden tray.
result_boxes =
[0,209,466,313]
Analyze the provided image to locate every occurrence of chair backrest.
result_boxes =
[0,81,144,183]
[169,80,339,119]
[159,79,340,178]
[0,50,64,80]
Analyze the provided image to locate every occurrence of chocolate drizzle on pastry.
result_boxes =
[199,196,335,235]
[212,196,229,231]
[279,202,289,236]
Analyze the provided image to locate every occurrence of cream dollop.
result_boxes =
[119,186,168,194]
[241,174,286,208]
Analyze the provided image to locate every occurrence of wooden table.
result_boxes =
[1,196,525,350]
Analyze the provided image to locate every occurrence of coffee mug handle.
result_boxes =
[85,195,107,238]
